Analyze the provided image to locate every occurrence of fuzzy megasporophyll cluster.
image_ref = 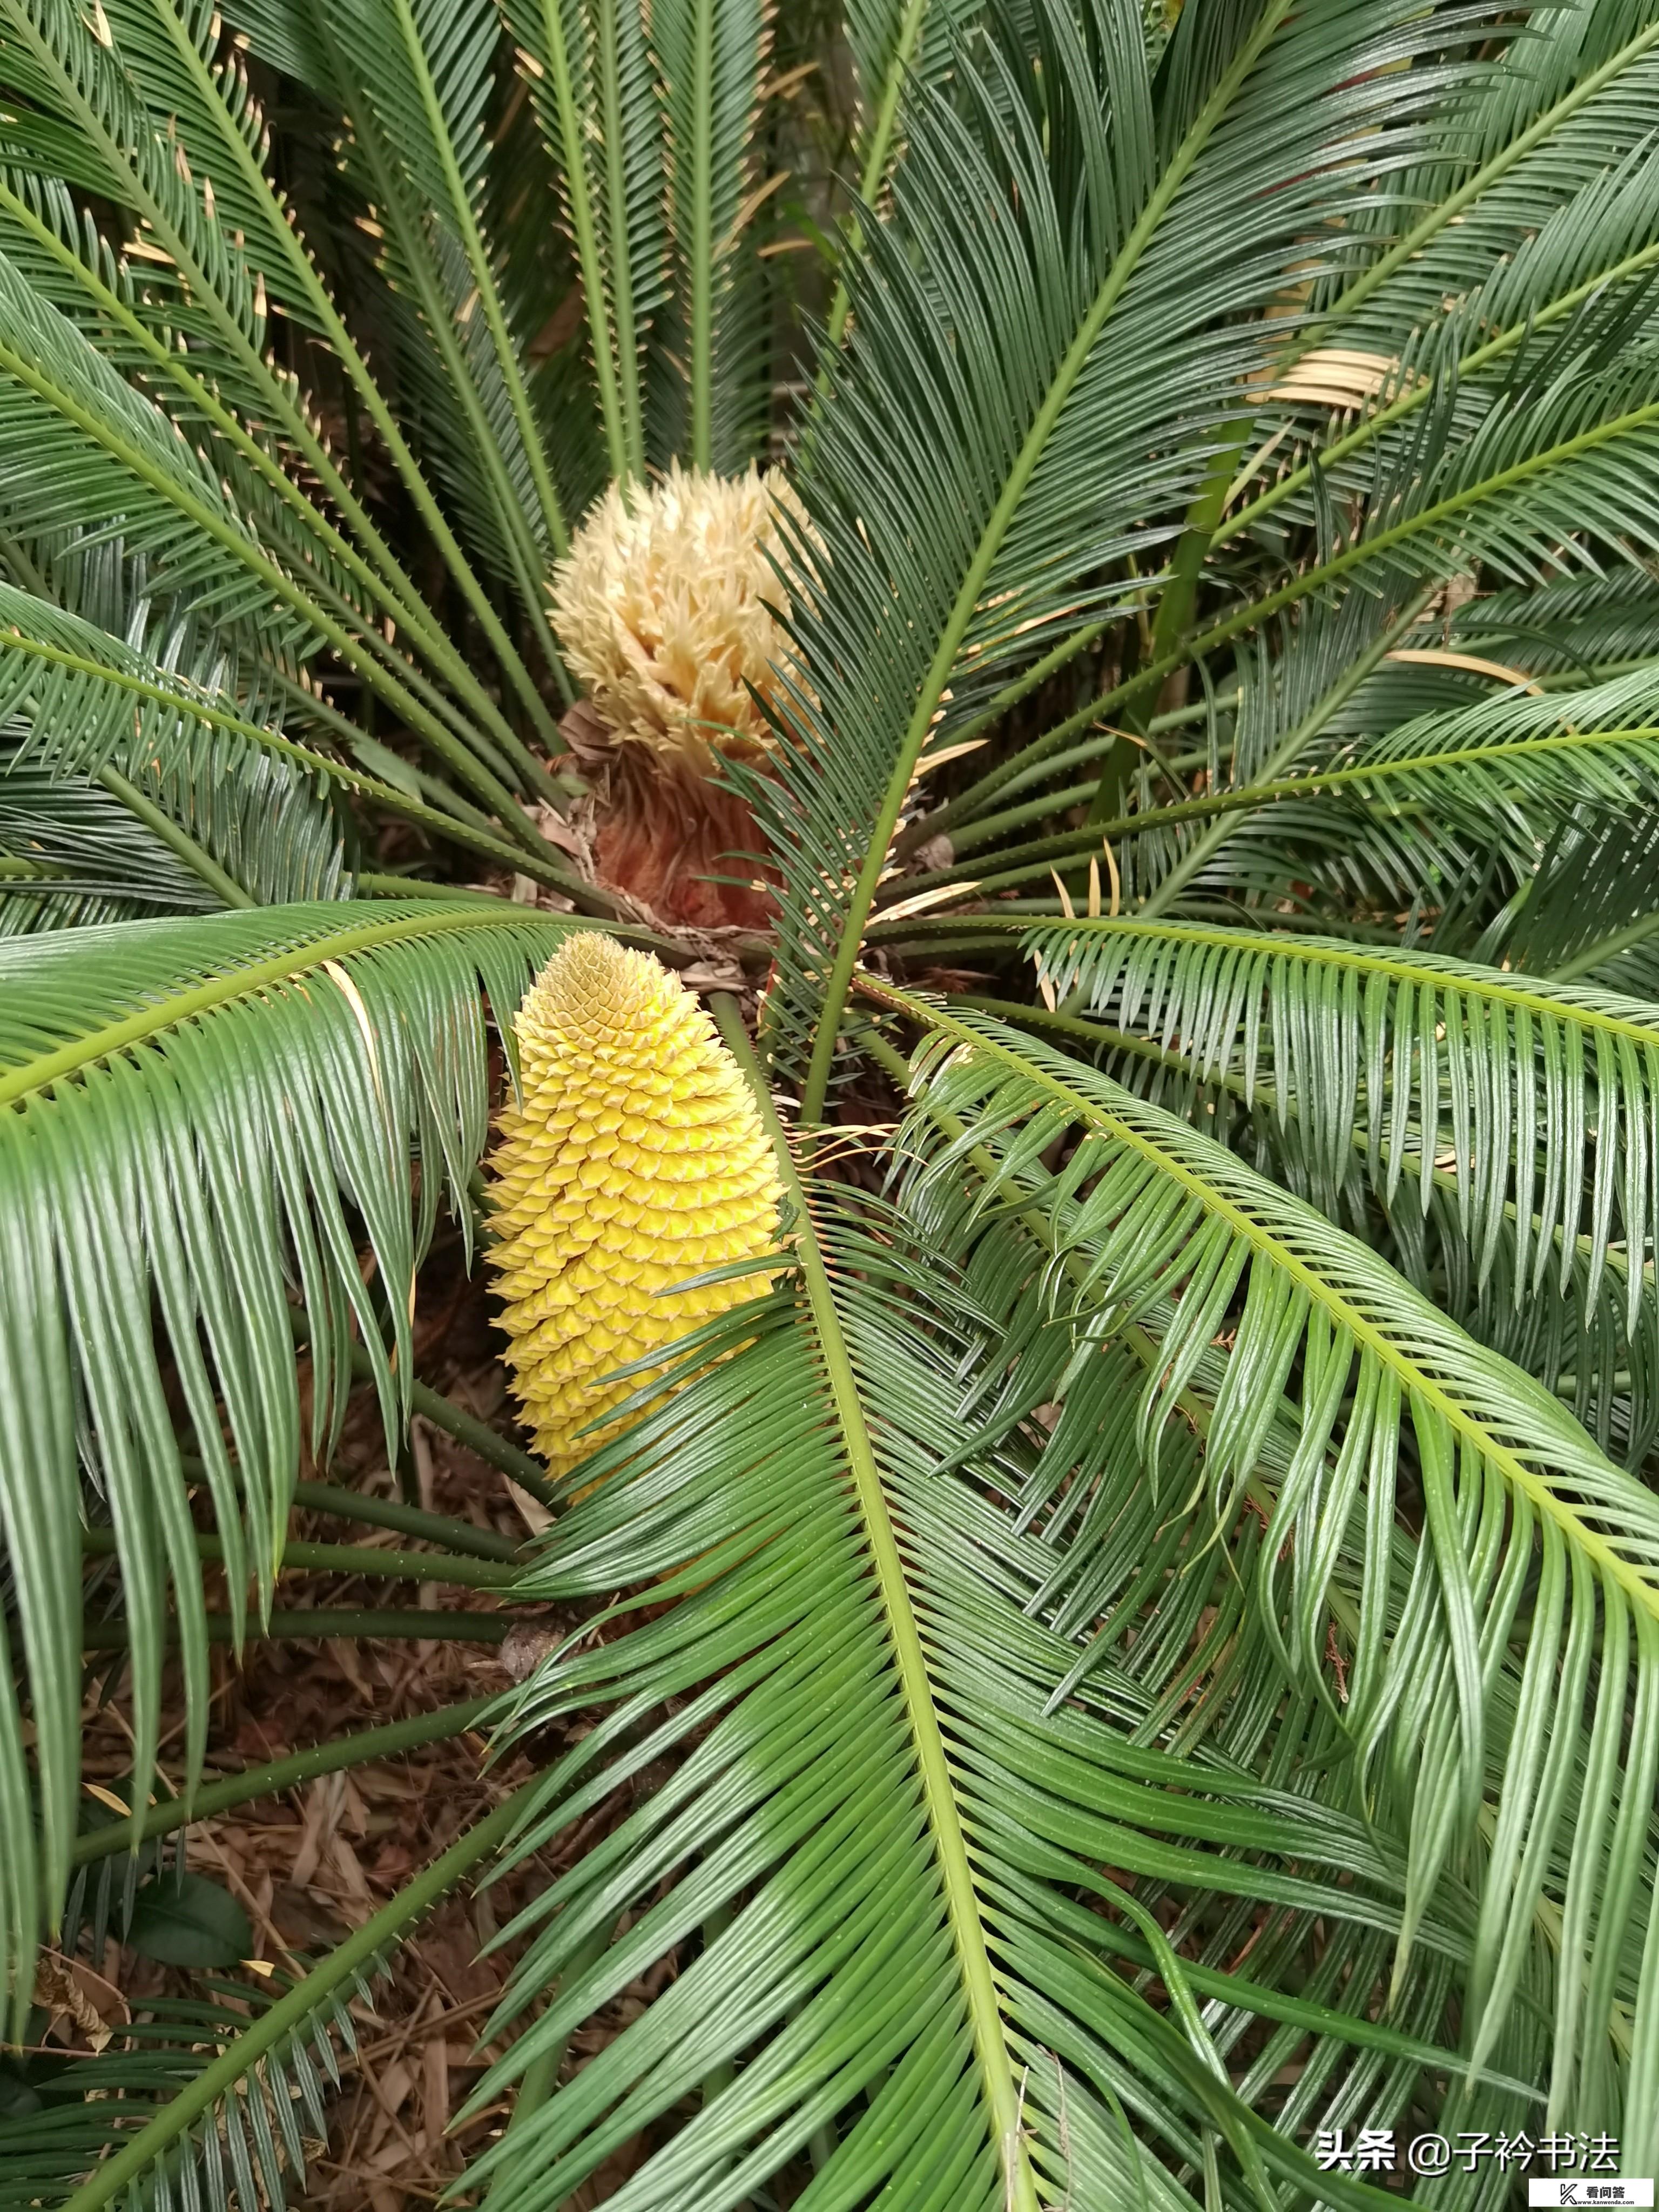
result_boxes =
[548,461,804,770]
[487,934,781,1481]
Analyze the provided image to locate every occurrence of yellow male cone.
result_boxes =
[487,934,781,1481]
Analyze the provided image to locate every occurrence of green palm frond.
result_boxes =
[878,990,1659,2145]
[0,899,576,2028]
[0,251,313,642]
[1234,161,1659,555]
[1130,9,1659,673]
[19,1798,525,2212]
[503,0,669,484]
[885,7,1659,913]
[0,153,567,800]
[0,240,547,824]
[842,0,976,118]
[0,579,608,910]
[316,0,579,625]
[0,1966,365,2212]
[1022,324,1659,868]
[1012,917,1659,1455]
[891,571,1659,905]
[464,1246,1427,2204]
[2,1830,360,2208]
[649,0,773,470]
[0,754,236,921]
[1271,30,1659,476]
[1236,340,1659,634]
[0,172,407,645]
[1455,569,1659,680]
[857,937,1659,1460]
[1497,801,1659,982]
[1186,1007,1651,1465]
[0,0,568,779]
[890,659,1659,938]
[753,0,1543,1114]
[817,0,988,356]
[1022,914,1659,1312]
[431,1000,1645,2209]
[507,0,778,481]
[0,575,353,911]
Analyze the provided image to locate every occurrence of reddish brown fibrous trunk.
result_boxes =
[590,745,777,931]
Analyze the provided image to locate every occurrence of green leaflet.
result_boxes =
[889,14,1659,868]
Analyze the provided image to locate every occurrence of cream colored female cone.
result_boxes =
[548,460,807,771]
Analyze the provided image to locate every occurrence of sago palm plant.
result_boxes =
[4,0,1659,2203]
